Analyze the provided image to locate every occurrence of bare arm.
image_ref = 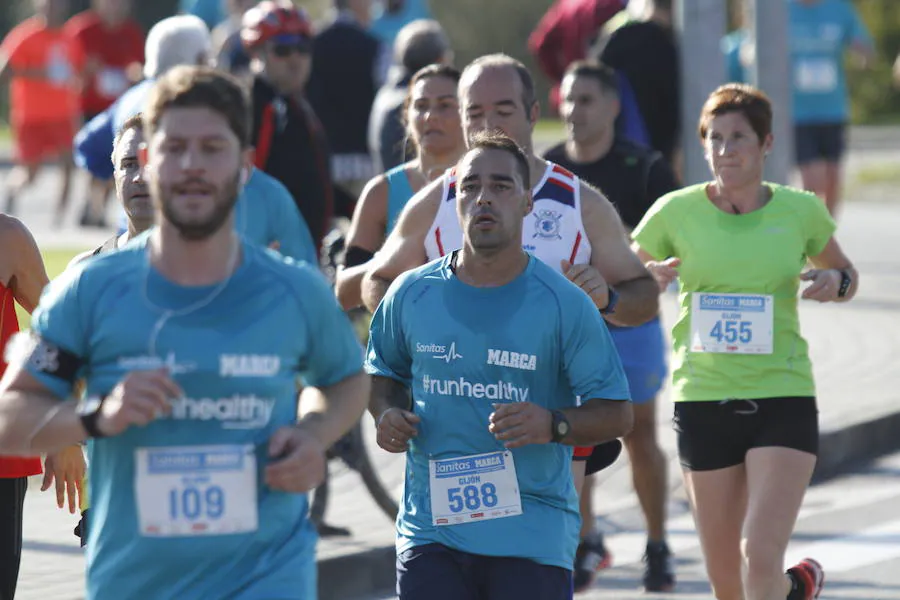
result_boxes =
[297,371,370,448]
[2,216,50,313]
[558,398,633,446]
[0,367,88,512]
[369,375,419,453]
[360,178,443,312]
[368,375,411,421]
[489,396,633,449]
[804,237,859,303]
[0,368,87,454]
[580,183,659,326]
[335,175,389,310]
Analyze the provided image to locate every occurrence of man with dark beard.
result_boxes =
[69,112,316,268]
[0,65,369,599]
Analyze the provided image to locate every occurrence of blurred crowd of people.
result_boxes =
[0,0,875,241]
[0,1,880,598]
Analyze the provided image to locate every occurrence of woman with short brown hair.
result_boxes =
[632,83,858,600]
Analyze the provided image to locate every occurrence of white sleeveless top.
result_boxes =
[424,161,592,271]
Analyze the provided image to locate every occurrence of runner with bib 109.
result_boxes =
[632,83,858,600]
[0,66,369,600]
[366,130,633,600]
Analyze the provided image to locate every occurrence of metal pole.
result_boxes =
[746,0,794,184]
[676,0,728,185]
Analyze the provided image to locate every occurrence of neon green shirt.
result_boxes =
[633,183,836,402]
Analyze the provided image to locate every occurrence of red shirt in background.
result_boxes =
[64,11,144,116]
[0,16,84,126]
[0,283,42,478]
[528,0,627,111]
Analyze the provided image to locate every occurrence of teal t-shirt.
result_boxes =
[633,183,836,403]
[235,168,318,263]
[721,1,872,124]
[790,0,872,123]
[26,237,363,599]
[365,254,630,569]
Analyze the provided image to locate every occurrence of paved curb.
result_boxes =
[316,410,900,599]
[813,410,900,484]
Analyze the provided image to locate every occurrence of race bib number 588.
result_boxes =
[429,450,522,526]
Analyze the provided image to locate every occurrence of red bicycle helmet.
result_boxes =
[241,1,314,51]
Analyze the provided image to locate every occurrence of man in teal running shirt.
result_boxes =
[0,65,369,600]
[366,131,633,599]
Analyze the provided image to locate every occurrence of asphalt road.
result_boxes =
[359,450,900,600]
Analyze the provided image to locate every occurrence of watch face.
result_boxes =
[559,419,570,436]
[78,395,103,416]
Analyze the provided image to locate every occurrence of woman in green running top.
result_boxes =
[632,83,858,600]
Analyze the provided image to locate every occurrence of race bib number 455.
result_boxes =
[690,293,774,355]
[135,444,258,537]
[429,450,522,526]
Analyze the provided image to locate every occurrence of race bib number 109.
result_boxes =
[135,444,258,537]
[690,293,774,355]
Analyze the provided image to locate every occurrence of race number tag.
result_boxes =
[795,59,838,93]
[135,444,258,537]
[690,293,774,355]
[429,450,522,526]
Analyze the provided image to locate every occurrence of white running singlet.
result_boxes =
[424,162,593,271]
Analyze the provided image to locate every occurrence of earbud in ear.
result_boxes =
[240,167,249,186]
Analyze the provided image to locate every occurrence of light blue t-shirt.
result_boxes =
[789,0,871,123]
[26,237,363,600]
[722,30,747,85]
[722,1,871,123]
[235,168,318,263]
[179,0,226,30]
[365,254,630,569]
[369,0,433,47]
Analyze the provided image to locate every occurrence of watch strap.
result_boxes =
[78,396,108,439]
[837,269,852,298]
[600,285,619,315]
[550,410,569,443]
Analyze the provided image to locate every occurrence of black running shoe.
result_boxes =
[643,541,675,592]
[573,532,612,593]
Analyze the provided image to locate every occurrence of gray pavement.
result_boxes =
[7,154,900,598]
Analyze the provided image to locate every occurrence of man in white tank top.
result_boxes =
[425,160,592,268]
[362,53,657,326]
[360,53,658,511]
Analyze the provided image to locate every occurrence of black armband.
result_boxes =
[14,333,83,383]
[343,245,376,268]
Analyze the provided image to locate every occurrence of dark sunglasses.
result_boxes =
[271,41,311,57]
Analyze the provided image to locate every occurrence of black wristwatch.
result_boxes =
[76,395,108,439]
[837,269,852,298]
[600,285,619,315]
[550,410,571,443]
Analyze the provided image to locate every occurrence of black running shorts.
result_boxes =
[674,397,818,471]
